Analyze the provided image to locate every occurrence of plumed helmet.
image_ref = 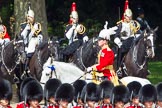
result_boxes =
[98,21,117,40]
[112,85,130,104]
[0,78,12,101]
[27,9,34,18]
[81,82,99,103]
[137,7,144,15]
[127,81,142,100]
[70,2,78,19]
[124,8,133,17]
[71,11,78,19]
[22,79,43,103]
[139,84,157,103]
[55,83,74,103]
[156,82,162,101]
[98,80,114,99]
[44,78,62,99]
[73,80,87,103]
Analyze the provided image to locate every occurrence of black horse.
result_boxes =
[72,37,100,71]
[0,39,26,101]
[57,37,100,71]
[116,27,158,78]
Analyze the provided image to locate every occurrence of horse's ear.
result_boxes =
[144,30,147,38]
[154,26,159,32]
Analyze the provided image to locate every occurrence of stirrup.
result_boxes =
[21,72,27,80]
[116,69,122,78]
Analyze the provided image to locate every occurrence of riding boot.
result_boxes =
[21,57,30,79]
[116,48,123,77]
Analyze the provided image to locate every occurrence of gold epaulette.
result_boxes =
[116,20,123,25]
[30,22,42,36]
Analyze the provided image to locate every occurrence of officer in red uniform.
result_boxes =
[97,80,114,108]
[0,78,12,108]
[16,79,43,108]
[87,23,117,82]
[44,78,62,108]
[72,80,87,108]
[124,81,144,108]
[55,83,74,108]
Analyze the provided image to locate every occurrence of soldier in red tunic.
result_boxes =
[155,82,162,108]
[16,79,43,108]
[97,80,114,108]
[72,80,87,108]
[44,78,62,108]
[0,78,12,108]
[0,21,10,45]
[139,84,157,108]
[111,85,130,108]
[55,83,74,108]
[124,81,144,108]
[80,82,99,108]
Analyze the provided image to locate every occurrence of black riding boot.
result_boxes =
[116,48,123,77]
[21,58,30,79]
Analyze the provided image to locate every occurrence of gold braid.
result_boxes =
[29,22,41,36]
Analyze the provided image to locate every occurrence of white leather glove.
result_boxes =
[83,36,89,43]
[87,67,93,73]
[0,39,4,45]
[114,37,122,48]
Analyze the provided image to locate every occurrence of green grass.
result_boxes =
[147,62,162,84]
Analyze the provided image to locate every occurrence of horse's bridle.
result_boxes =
[1,40,22,74]
[133,31,155,72]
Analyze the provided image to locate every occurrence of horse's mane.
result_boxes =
[37,41,48,50]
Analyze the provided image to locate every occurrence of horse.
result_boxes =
[40,57,151,88]
[0,39,26,101]
[27,40,58,81]
[116,27,158,78]
[57,37,99,71]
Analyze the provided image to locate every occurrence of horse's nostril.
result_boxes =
[46,73,49,76]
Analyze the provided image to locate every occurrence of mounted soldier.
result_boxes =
[0,78,12,108]
[63,2,89,62]
[136,7,150,32]
[20,3,43,73]
[114,8,141,76]
[0,17,10,46]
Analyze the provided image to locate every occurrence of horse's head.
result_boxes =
[144,27,158,58]
[48,39,59,61]
[13,38,26,64]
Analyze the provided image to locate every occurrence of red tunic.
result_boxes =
[16,101,41,108]
[48,105,59,108]
[96,105,113,108]
[95,48,114,80]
